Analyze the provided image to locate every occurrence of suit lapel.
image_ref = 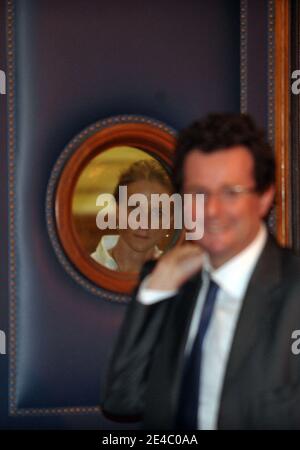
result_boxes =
[217,236,283,427]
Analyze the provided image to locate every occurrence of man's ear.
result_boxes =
[259,184,275,218]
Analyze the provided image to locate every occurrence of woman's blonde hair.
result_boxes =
[113,159,173,202]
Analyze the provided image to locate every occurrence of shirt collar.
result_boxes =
[94,234,119,270]
[202,224,267,301]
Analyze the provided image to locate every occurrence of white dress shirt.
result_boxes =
[138,224,267,430]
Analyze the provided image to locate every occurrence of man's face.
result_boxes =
[183,146,274,268]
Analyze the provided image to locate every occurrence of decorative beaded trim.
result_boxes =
[267,0,276,233]
[268,0,275,147]
[240,0,248,113]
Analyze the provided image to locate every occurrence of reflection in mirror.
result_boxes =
[51,116,178,296]
[72,147,176,273]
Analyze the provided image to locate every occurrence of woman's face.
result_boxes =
[117,179,172,254]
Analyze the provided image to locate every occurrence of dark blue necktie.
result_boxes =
[176,277,219,429]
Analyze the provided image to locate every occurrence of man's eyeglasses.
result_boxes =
[187,185,257,203]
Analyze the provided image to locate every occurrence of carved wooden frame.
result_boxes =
[50,117,176,295]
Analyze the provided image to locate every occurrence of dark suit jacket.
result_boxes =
[103,236,300,429]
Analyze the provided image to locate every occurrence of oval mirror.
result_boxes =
[47,116,181,299]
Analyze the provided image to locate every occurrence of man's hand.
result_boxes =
[147,244,203,291]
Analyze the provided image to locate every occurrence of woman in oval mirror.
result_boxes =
[90,159,174,273]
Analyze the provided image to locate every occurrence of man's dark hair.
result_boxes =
[173,113,276,193]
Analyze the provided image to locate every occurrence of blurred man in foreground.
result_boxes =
[103,113,300,430]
